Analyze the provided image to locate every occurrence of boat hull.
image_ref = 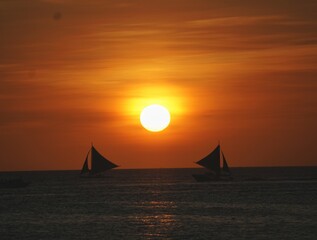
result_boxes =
[80,173,112,178]
[192,173,232,182]
[80,175,111,179]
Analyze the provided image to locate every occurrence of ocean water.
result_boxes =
[0,167,316,240]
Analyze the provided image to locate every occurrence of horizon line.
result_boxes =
[1,165,317,173]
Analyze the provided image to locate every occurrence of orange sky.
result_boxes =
[0,0,316,171]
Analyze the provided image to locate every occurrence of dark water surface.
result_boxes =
[1,167,317,239]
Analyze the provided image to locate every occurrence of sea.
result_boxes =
[0,167,316,240]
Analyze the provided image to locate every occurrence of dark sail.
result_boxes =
[90,146,118,174]
[193,144,233,182]
[222,151,230,175]
[196,145,220,175]
[80,151,90,174]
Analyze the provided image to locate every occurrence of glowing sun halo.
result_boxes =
[140,104,171,132]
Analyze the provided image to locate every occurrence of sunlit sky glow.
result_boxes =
[0,0,316,170]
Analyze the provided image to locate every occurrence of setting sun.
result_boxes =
[140,104,171,132]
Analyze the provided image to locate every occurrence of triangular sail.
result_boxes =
[222,151,231,175]
[91,146,118,174]
[80,151,90,174]
[196,145,221,175]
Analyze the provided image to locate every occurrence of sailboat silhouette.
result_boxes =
[80,144,119,177]
[192,144,232,182]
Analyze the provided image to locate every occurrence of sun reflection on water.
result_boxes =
[134,200,178,238]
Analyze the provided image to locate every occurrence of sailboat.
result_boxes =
[80,145,119,177]
[192,144,232,182]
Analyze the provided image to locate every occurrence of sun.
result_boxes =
[140,104,171,132]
